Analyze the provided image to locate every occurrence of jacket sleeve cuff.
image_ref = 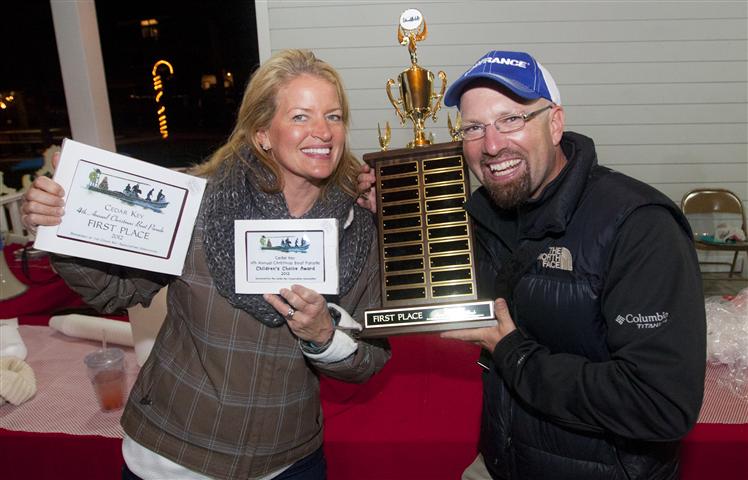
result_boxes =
[491,329,526,366]
[302,329,358,363]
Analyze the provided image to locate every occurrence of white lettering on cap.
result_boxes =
[469,57,530,73]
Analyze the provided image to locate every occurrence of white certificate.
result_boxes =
[33,138,206,275]
[234,218,339,294]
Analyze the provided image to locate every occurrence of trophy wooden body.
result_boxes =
[362,142,495,336]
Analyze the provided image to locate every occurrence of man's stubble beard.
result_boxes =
[484,162,531,210]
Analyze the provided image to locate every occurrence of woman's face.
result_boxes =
[257,74,346,188]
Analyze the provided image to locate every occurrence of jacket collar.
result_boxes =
[466,131,598,241]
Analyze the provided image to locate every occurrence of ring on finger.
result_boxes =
[285,307,295,319]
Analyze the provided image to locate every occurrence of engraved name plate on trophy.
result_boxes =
[362,141,495,337]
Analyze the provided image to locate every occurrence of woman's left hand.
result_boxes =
[264,285,334,344]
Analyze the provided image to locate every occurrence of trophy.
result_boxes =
[362,10,495,337]
[386,9,447,148]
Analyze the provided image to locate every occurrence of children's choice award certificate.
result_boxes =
[234,219,339,294]
[33,139,206,275]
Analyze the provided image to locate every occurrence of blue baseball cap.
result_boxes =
[444,50,561,108]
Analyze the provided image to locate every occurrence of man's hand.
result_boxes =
[356,163,377,214]
[440,298,516,353]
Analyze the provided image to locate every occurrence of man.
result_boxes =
[441,50,706,480]
[359,50,705,479]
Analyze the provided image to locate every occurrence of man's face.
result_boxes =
[459,85,565,209]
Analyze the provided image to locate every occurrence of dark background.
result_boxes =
[0,1,259,189]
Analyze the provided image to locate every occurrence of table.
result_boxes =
[0,325,137,479]
[1,324,746,480]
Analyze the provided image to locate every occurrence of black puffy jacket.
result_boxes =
[467,132,706,480]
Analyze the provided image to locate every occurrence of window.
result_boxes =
[0,2,259,191]
[95,1,259,168]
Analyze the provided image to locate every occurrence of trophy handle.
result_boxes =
[416,19,428,42]
[386,78,406,125]
[448,112,463,141]
[430,71,447,122]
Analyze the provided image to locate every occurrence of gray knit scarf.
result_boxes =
[202,149,375,327]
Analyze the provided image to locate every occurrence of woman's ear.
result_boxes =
[256,130,271,151]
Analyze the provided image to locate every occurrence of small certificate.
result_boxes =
[33,138,206,275]
[234,218,339,294]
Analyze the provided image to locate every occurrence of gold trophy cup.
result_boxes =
[386,9,447,148]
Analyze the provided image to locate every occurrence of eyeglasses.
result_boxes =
[458,105,553,141]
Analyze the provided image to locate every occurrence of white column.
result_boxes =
[50,0,115,151]
[254,0,272,62]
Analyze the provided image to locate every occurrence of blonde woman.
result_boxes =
[22,49,390,480]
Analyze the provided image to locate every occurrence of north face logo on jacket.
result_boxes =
[538,246,573,271]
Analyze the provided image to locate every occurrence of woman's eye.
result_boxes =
[292,114,307,122]
[327,114,342,122]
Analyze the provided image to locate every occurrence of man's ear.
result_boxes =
[550,106,565,146]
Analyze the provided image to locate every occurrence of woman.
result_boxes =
[21,49,390,480]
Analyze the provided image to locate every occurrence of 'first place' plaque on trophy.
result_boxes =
[362,142,495,337]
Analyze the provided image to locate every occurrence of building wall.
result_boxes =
[257,0,748,273]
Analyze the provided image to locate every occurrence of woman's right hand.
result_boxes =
[21,153,65,232]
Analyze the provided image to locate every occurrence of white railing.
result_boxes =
[0,191,31,245]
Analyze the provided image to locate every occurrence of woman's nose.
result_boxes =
[311,117,332,141]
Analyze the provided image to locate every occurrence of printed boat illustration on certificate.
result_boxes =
[86,168,169,211]
[259,235,310,253]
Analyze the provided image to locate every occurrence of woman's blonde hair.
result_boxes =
[192,49,359,197]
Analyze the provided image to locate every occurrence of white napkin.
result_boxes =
[49,314,134,347]
[0,356,36,406]
[0,319,27,360]
[715,223,747,242]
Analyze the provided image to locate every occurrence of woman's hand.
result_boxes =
[356,163,377,214]
[21,152,65,233]
[264,285,334,344]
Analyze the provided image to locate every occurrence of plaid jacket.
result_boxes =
[52,215,390,479]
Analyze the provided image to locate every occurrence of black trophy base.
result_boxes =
[361,300,496,338]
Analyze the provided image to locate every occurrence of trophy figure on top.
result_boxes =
[385,9,447,148]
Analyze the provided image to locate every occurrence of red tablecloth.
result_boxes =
[322,334,482,480]
[681,423,748,480]
[0,430,124,478]
[0,243,85,318]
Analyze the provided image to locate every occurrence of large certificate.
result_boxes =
[234,218,339,294]
[33,139,206,275]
